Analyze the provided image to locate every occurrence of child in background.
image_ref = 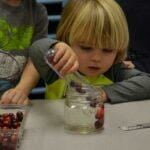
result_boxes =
[116,0,150,73]
[30,0,150,103]
[0,0,78,104]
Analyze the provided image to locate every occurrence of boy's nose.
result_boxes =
[91,50,102,62]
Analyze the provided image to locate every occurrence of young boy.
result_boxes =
[30,0,150,103]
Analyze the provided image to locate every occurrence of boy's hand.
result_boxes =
[53,42,79,76]
[0,88,29,105]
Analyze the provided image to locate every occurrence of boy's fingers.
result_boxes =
[66,60,79,74]
[53,47,65,63]
[60,55,77,75]
[52,42,78,76]
[54,49,71,71]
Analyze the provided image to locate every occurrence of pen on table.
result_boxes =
[119,122,150,131]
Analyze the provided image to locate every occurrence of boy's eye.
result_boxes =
[102,48,113,53]
[79,45,93,51]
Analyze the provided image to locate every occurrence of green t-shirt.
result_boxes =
[45,75,113,100]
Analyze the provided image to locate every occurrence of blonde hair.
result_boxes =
[57,0,129,63]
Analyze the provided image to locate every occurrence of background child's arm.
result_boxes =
[122,61,135,69]
[0,58,39,104]
[103,64,150,104]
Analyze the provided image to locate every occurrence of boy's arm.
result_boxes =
[29,38,59,84]
[29,38,79,84]
[102,65,150,104]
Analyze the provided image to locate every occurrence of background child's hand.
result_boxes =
[122,61,135,69]
[53,42,79,76]
[0,88,29,105]
[101,90,108,103]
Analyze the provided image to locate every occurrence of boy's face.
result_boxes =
[72,42,117,77]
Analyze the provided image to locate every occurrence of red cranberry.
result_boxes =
[9,113,15,119]
[95,107,104,120]
[2,126,9,132]
[47,55,54,63]
[46,50,55,64]
[12,122,20,129]
[94,120,103,129]
[2,137,9,146]
[0,116,3,123]
[0,134,4,142]
[70,81,81,87]
[86,96,100,108]
[16,111,23,122]
[3,120,11,128]
[5,116,11,122]
[0,122,4,128]
[75,86,86,93]
[90,100,97,108]
[11,134,18,144]
[2,113,9,118]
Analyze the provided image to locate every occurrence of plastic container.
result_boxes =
[0,104,29,150]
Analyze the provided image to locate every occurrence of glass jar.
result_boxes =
[64,81,105,134]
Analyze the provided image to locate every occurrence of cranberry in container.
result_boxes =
[0,104,29,150]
